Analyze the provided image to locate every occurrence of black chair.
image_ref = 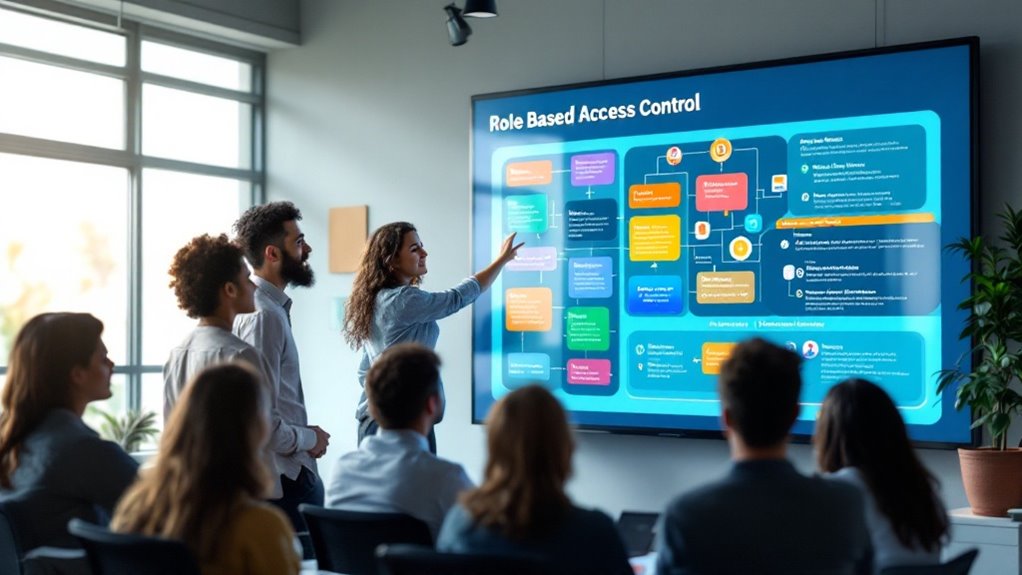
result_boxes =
[67,518,201,575]
[880,548,979,575]
[376,544,549,575]
[0,501,24,575]
[299,505,433,575]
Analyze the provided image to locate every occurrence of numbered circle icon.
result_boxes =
[729,236,753,261]
[666,146,683,166]
[709,137,733,163]
[795,267,805,279]
[780,239,790,250]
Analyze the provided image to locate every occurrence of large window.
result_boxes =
[0,5,265,444]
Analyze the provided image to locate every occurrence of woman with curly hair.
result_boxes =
[0,313,138,575]
[113,362,300,575]
[344,222,521,452]
[162,233,269,423]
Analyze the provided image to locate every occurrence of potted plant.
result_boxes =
[937,204,1022,516]
[89,407,160,453]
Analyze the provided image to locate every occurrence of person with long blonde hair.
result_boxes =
[344,222,521,453]
[436,385,631,575]
[111,362,300,575]
[0,312,138,575]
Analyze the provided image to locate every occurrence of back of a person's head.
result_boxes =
[168,233,246,318]
[815,378,948,550]
[111,362,270,560]
[0,312,103,488]
[464,385,573,539]
[233,201,302,268]
[365,343,439,430]
[159,362,269,491]
[718,338,802,448]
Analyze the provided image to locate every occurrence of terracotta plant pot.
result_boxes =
[959,447,1022,517]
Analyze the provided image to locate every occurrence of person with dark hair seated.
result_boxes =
[112,363,300,575]
[0,313,139,575]
[657,338,872,575]
[326,343,472,539]
[815,379,949,572]
[163,233,268,421]
[437,385,632,575]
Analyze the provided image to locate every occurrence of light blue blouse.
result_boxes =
[354,277,481,422]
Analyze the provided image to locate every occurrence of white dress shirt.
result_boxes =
[235,276,317,483]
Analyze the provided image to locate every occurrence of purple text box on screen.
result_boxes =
[571,152,616,186]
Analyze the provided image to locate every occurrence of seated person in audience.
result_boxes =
[163,233,269,422]
[657,338,872,575]
[437,385,632,575]
[112,363,300,575]
[815,378,949,572]
[326,343,472,539]
[0,312,139,575]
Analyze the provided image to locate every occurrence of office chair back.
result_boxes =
[376,543,550,575]
[879,548,979,575]
[300,505,433,575]
[0,501,23,574]
[67,518,201,575]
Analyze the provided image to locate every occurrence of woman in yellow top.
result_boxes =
[111,362,300,575]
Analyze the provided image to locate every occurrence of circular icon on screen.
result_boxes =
[729,236,752,262]
[802,340,819,359]
[666,146,683,166]
[635,344,646,356]
[785,341,798,352]
[780,239,790,250]
[710,138,733,163]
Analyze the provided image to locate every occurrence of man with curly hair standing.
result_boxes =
[163,234,264,416]
[232,201,330,539]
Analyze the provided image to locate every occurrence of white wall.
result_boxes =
[266,0,1022,516]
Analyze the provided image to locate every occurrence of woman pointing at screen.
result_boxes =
[344,222,522,453]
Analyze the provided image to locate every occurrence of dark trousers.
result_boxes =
[270,466,323,559]
[358,415,436,454]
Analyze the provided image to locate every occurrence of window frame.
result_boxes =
[0,5,266,414]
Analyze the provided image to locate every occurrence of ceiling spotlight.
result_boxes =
[444,4,472,47]
[463,0,498,18]
[444,1,498,46]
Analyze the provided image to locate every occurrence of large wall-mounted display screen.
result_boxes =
[471,38,976,444]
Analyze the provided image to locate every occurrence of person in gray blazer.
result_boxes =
[657,338,872,575]
[0,313,139,575]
